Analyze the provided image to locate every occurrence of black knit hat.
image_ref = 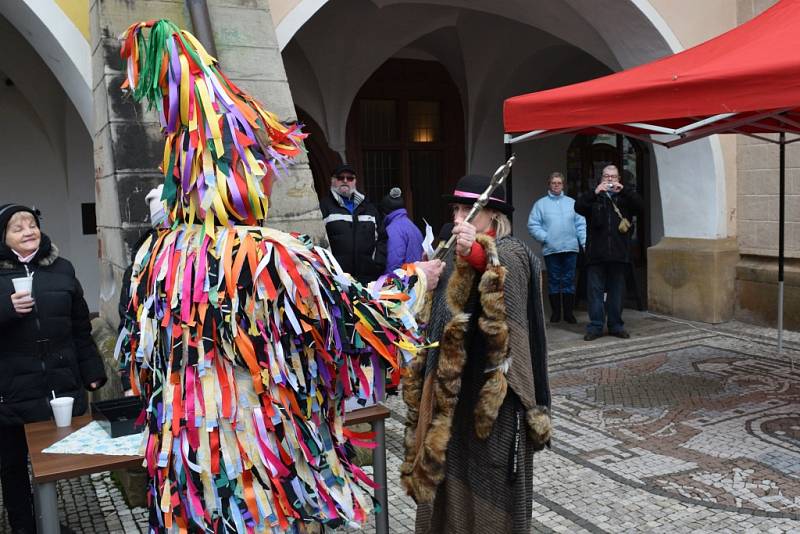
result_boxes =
[0,204,41,237]
[380,187,405,214]
[442,174,513,215]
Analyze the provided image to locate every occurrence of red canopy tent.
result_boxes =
[503,0,800,350]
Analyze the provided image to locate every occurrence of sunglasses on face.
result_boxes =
[336,175,356,182]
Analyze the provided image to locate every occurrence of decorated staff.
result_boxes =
[432,155,516,260]
[116,19,440,533]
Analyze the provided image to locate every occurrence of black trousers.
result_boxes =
[0,425,35,531]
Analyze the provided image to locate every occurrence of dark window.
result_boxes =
[408,101,440,143]
[81,203,97,235]
[347,59,465,235]
[409,150,444,230]
[362,150,400,202]
[359,100,398,145]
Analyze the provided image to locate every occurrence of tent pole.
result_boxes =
[778,132,785,355]
[505,141,514,228]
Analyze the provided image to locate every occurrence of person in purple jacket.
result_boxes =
[381,187,424,273]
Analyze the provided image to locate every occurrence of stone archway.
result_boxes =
[278,0,728,242]
[279,0,738,322]
[0,0,92,132]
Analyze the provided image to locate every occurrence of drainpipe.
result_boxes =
[186,0,218,57]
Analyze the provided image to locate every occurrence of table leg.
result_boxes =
[372,418,389,534]
[34,481,59,534]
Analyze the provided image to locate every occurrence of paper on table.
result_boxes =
[42,421,145,457]
[422,219,435,260]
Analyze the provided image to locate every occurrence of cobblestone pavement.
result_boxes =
[2,312,800,532]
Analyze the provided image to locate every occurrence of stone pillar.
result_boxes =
[207,0,324,240]
[91,0,187,325]
[733,0,800,328]
[648,238,739,323]
[92,0,324,329]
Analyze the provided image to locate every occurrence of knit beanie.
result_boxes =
[0,204,40,237]
[380,187,405,215]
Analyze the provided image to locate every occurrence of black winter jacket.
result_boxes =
[575,188,644,265]
[0,234,107,426]
[319,190,386,284]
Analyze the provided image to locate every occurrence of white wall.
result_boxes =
[0,0,92,131]
[0,16,98,310]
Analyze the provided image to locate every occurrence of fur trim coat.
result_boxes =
[402,235,551,533]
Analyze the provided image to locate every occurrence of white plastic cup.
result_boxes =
[50,397,74,427]
[12,277,32,294]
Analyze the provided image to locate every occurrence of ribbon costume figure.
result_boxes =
[116,20,430,533]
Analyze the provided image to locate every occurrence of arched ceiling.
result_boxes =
[0,1,91,132]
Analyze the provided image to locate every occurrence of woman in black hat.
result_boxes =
[401,175,552,534]
[0,204,107,534]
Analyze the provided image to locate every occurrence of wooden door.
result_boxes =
[346,59,465,235]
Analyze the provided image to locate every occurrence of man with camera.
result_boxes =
[575,165,643,341]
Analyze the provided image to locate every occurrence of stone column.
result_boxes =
[733,0,799,328]
[92,0,323,328]
[91,0,186,325]
[207,0,324,240]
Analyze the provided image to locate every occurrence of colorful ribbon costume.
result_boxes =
[116,20,428,533]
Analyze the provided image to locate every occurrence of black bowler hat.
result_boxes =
[442,174,513,215]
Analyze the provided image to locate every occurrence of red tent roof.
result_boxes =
[503,0,800,144]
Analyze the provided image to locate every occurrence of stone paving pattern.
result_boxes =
[2,311,800,532]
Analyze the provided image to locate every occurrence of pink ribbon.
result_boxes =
[453,189,505,203]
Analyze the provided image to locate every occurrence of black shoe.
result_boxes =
[548,294,561,323]
[584,332,601,341]
[562,293,577,324]
[610,330,630,339]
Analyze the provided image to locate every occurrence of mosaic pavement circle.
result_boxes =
[551,342,800,519]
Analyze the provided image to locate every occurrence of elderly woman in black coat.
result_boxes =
[0,204,107,534]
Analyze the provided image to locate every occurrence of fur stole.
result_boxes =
[400,234,511,503]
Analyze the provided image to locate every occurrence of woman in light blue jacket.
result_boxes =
[528,172,586,323]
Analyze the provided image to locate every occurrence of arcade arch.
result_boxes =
[279,0,729,249]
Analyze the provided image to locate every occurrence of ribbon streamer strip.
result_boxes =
[121,19,306,232]
[117,20,430,533]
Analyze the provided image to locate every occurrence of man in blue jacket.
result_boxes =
[528,172,586,323]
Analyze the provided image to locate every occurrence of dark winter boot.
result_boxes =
[562,293,577,324]
[548,293,561,323]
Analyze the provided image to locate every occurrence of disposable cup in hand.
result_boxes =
[50,397,74,427]
[12,277,32,294]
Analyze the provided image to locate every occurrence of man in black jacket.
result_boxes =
[319,164,386,284]
[575,165,643,341]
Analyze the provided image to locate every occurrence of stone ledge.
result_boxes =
[735,255,800,329]
[736,255,800,285]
